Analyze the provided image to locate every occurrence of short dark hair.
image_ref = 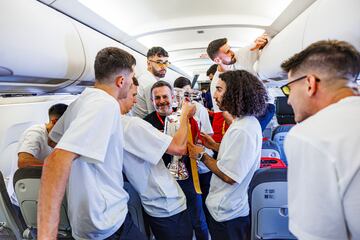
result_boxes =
[206,64,218,76]
[219,70,268,117]
[174,77,191,89]
[207,38,227,60]
[94,47,136,82]
[132,76,139,86]
[281,40,360,80]
[150,80,172,97]
[147,47,169,58]
[48,103,68,118]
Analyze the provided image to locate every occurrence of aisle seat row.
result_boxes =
[0,166,296,240]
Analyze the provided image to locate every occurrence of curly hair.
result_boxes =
[219,70,268,117]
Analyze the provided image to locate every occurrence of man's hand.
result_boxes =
[181,101,196,119]
[250,33,269,51]
[200,132,219,151]
[187,142,204,160]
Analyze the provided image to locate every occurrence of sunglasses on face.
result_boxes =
[148,60,171,67]
[281,75,320,97]
[280,75,307,97]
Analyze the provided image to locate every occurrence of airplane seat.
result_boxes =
[123,178,148,236]
[272,97,296,165]
[0,171,27,240]
[271,125,294,165]
[262,127,272,139]
[13,167,73,239]
[260,157,287,169]
[261,138,287,168]
[0,121,36,185]
[261,138,282,160]
[248,168,296,240]
[274,97,295,125]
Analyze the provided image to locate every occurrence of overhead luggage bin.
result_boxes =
[256,2,314,80]
[0,0,85,94]
[257,0,360,80]
[73,21,148,82]
[303,0,360,60]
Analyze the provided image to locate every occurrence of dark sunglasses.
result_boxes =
[281,75,320,97]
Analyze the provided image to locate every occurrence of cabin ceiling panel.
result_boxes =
[78,0,293,36]
[46,0,316,78]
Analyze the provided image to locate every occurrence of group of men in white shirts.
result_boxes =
[11,35,360,240]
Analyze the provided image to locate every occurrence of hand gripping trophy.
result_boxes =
[164,88,203,194]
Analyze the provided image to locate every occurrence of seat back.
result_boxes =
[260,157,287,169]
[248,168,296,240]
[275,97,295,125]
[257,103,276,132]
[13,167,72,239]
[0,171,27,240]
[271,125,294,165]
[261,138,282,160]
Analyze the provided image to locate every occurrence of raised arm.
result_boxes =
[250,33,269,51]
[166,101,196,156]
[37,148,78,239]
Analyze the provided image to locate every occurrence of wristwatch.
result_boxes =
[197,152,206,162]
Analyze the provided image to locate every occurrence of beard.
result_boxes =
[153,69,166,78]
[156,102,171,115]
[215,99,222,109]
[225,56,236,65]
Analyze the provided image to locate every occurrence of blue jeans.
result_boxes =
[199,171,212,227]
[105,213,147,240]
[178,176,209,240]
[208,214,250,240]
[145,209,193,240]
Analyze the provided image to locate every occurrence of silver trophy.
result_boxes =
[164,88,202,180]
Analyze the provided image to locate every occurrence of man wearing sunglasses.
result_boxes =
[281,40,360,240]
[132,46,171,118]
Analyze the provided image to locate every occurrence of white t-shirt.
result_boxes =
[50,88,128,240]
[122,115,187,217]
[131,71,159,118]
[8,124,52,205]
[17,124,52,160]
[233,45,259,75]
[210,46,260,113]
[206,116,261,222]
[193,101,214,173]
[284,96,360,240]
